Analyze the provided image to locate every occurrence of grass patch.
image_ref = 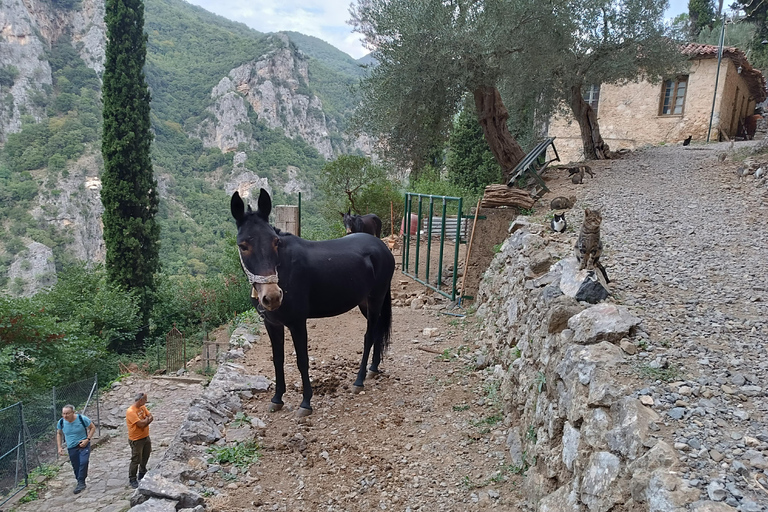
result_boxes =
[435,345,470,362]
[470,413,503,434]
[452,404,470,412]
[482,379,502,408]
[637,364,684,382]
[17,464,60,504]
[460,463,526,489]
[207,440,261,470]
[228,411,251,428]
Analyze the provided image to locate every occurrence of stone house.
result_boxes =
[549,43,768,163]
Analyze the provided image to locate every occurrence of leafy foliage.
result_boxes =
[446,106,503,193]
[0,265,130,406]
[688,0,717,37]
[350,0,685,166]
[0,65,19,88]
[317,155,404,236]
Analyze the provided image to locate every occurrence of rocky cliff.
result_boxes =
[1,0,368,296]
[0,0,105,141]
[194,33,370,159]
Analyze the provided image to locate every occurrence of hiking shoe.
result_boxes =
[74,481,86,494]
[137,471,146,481]
[129,479,139,489]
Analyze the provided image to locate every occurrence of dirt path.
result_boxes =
[205,298,524,512]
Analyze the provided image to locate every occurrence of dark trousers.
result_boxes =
[129,436,151,480]
[67,443,91,483]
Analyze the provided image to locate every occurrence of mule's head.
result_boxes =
[231,189,283,311]
[341,208,355,235]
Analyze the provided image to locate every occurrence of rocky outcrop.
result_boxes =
[33,159,106,264]
[474,220,718,511]
[0,0,105,141]
[196,37,334,158]
[7,241,57,296]
[0,0,54,140]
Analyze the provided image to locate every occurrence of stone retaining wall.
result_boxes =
[474,219,716,512]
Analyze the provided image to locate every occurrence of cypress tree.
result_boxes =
[101,0,159,353]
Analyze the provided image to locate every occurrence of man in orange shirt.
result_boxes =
[126,392,154,489]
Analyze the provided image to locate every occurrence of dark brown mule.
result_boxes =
[341,209,383,238]
[232,189,395,416]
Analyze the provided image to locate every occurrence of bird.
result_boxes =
[682,135,692,146]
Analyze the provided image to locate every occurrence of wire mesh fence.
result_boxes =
[0,403,27,506]
[0,375,99,506]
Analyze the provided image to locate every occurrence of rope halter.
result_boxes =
[239,250,279,285]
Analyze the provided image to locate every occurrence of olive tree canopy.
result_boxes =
[350,0,686,171]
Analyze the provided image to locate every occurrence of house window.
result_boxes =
[660,76,688,115]
[583,84,600,113]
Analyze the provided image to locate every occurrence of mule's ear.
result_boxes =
[256,188,272,220]
[339,211,345,218]
[346,208,351,215]
[231,192,245,221]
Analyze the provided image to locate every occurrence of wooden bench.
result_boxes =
[506,137,560,197]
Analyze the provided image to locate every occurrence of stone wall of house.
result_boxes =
[549,58,756,163]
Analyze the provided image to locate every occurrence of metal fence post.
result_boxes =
[96,374,101,437]
[51,386,57,460]
[19,403,28,488]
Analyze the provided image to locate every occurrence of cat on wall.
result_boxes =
[575,208,610,283]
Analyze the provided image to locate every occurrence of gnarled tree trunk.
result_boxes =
[473,86,526,184]
[569,85,611,160]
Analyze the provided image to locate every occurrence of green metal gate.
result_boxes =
[166,324,185,373]
[402,193,466,301]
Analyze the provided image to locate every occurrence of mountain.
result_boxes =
[0,0,370,295]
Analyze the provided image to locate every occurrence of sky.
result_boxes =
[184,0,692,60]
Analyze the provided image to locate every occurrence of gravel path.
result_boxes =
[589,143,768,509]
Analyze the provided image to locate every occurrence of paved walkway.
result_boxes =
[11,375,205,512]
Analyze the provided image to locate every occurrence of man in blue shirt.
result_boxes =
[56,404,96,494]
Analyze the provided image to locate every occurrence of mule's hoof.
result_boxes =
[296,407,313,417]
[367,369,382,379]
[269,402,284,412]
[352,385,365,394]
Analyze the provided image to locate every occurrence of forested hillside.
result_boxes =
[0,0,369,292]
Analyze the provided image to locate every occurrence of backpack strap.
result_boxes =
[58,414,88,440]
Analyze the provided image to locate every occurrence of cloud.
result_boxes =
[185,0,368,59]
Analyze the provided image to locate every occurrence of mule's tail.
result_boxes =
[374,288,392,355]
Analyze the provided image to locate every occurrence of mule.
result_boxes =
[341,209,383,238]
[232,189,395,416]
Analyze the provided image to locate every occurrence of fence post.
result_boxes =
[19,402,28,488]
[96,374,101,437]
[51,385,57,461]
[452,197,463,301]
